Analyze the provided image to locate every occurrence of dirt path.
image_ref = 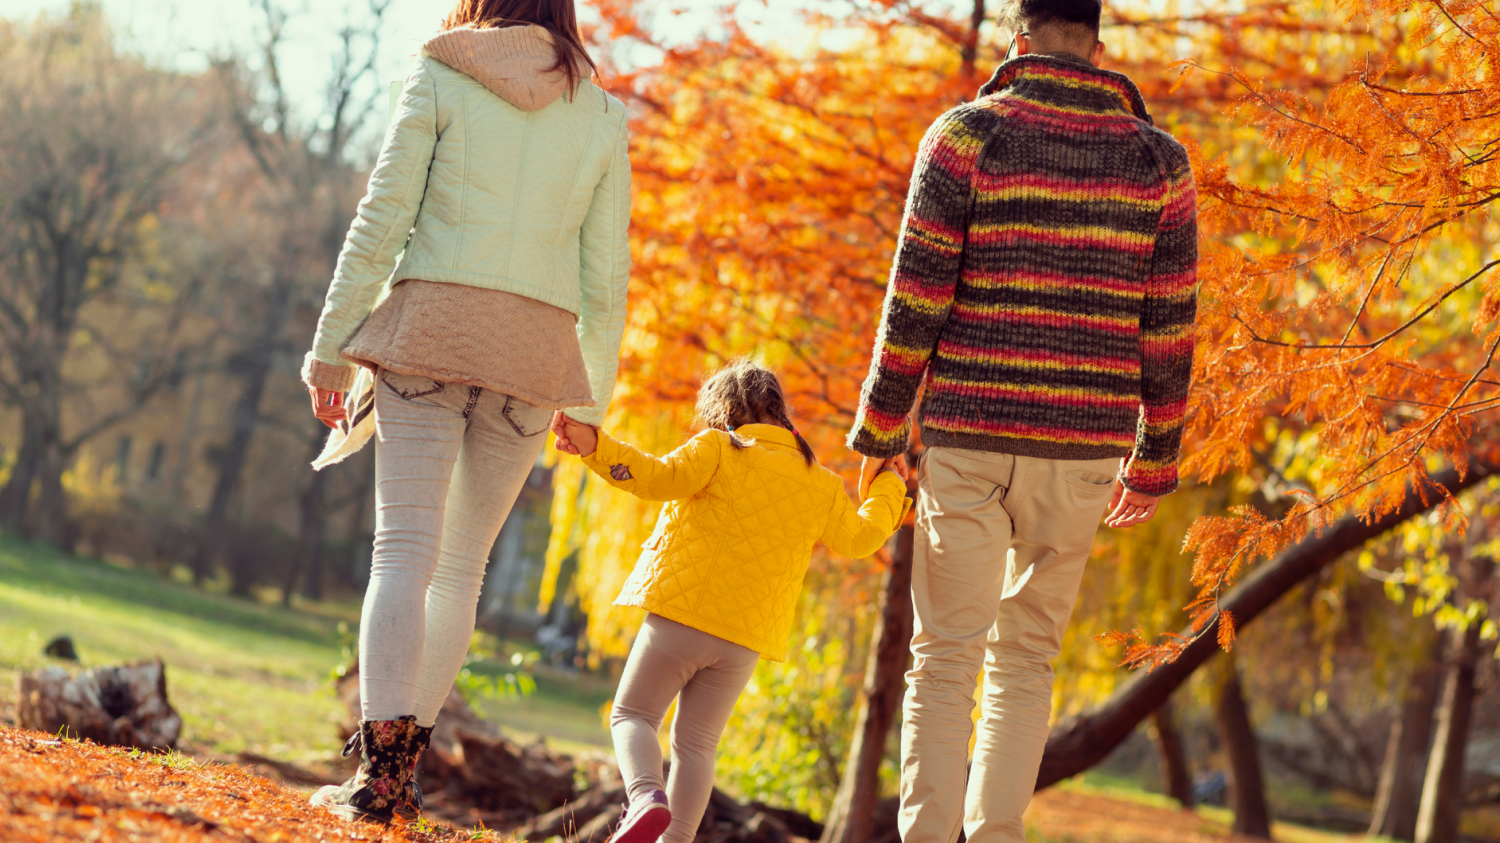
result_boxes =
[1026,788,1281,843]
[0,726,502,843]
[3,723,1346,843]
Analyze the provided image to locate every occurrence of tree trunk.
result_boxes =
[0,411,42,533]
[331,454,375,594]
[1214,660,1271,838]
[961,0,986,75]
[1414,622,1485,843]
[283,446,329,606]
[282,425,332,606]
[0,386,67,543]
[1149,698,1195,808]
[198,353,271,590]
[1368,644,1441,840]
[821,519,915,843]
[32,442,69,547]
[1033,461,1496,791]
[191,280,292,588]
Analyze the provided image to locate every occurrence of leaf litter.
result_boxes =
[0,726,506,843]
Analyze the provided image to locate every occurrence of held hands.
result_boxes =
[1105,475,1160,529]
[309,387,347,429]
[859,454,910,499]
[550,410,599,457]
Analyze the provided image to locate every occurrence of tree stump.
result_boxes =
[17,658,182,749]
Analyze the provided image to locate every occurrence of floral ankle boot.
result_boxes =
[311,715,433,823]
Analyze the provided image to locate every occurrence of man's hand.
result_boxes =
[860,454,909,498]
[1105,478,1160,528]
[552,412,599,457]
[309,387,346,429]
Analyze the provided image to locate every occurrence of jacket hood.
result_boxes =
[977,53,1153,125]
[421,25,569,112]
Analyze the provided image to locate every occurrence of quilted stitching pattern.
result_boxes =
[308,55,631,427]
[582,424,908,661]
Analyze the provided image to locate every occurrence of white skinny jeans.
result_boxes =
[360,371,550,726]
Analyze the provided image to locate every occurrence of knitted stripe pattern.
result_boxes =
[847,53,1198,496]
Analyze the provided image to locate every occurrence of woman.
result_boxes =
[300,0,629,823]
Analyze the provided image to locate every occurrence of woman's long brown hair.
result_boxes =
[442,0,599,97]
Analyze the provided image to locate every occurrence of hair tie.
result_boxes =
[791,429,800,436]
[727,424,736,432]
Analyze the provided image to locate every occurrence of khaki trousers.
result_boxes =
[898,447,1118,843]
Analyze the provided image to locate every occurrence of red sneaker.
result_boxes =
[609,790,671,843]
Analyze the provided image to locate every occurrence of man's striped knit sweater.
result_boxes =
[848,53,1199,497]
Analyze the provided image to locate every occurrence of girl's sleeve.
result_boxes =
[581,430,722,502]
[302,61,440,392]
[820,470,911,559]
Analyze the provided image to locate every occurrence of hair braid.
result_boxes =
[693,359,817,466]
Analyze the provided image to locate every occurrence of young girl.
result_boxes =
[301,0,630,824]
[556,360,910,843]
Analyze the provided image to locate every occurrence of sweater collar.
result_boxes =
[421,25,569,112]
[977,53,1153,124]
[735,423,799,451]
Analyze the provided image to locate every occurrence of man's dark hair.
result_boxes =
[1009,0,1101,39]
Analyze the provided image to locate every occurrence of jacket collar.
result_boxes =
[977,53,1153,125]
[735,423,800,451]
[421,25,569,112]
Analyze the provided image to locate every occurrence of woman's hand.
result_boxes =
[309,387,347,429]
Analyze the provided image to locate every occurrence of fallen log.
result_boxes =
[515,780,627,840]
[17,658,182,749]
[1036,461,1497,789]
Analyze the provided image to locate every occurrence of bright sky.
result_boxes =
[0,0,832,123]
[0,0,1191,129]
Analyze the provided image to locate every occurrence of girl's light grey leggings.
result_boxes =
[359,371,550,726]
[611,613,760,843]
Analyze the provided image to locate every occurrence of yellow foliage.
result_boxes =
[542,409,693,664]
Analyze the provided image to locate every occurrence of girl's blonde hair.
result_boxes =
[694,360,816,466]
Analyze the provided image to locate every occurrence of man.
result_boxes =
[847,1,1199,841]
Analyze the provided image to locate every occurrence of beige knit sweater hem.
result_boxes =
[339,280,595,410]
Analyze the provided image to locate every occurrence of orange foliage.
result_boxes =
[1117,0,1500,666]
[0,726,498,842]
[571,0,1497,667]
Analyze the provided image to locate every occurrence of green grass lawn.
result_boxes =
[0,537,615,768]
[469,660,615,753]
[0,537,352,766]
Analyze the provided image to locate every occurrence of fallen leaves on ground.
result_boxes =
[0,726,505,843]
[1027,788,1303,843]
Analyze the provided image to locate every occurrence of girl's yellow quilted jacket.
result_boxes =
[581,423,910,661]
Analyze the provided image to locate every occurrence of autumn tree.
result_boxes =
[0,5,216,543]
[189,0,388,590]
[1043,2,1500,837]
[538,0,1499,827]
